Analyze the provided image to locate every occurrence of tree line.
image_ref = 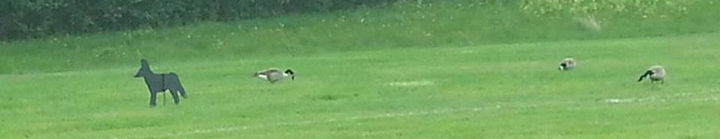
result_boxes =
[0,0,397,41]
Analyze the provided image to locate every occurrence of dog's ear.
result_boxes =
[140,59,149,68]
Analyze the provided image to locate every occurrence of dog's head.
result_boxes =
[134,59,151,77]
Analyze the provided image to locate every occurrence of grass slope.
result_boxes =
[2,0,720,139]
[1,0,718,74]
[2,32,720,139]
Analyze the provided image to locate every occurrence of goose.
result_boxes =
[558,58,576,71]
[254,68,295,83]
[638,65,666,84]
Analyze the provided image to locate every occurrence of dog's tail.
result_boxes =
[168,72,188,98]
[178,85,188,98]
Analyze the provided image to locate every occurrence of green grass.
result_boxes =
[2,0,720,139]
[2,33,720,138]
[1,0,718,74]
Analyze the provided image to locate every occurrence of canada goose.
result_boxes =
[254,68,295,83]
[637,65,666,84]
[558,58,576,71]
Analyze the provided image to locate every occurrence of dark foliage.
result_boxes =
[0,0,397,41]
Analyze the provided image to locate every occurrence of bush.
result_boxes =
[0,0,397,41]
[520,0,694,18]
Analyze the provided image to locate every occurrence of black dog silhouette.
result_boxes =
[134,59,187,107]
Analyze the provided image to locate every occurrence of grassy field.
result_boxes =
[3,33,720,138]
[2,0,720,139]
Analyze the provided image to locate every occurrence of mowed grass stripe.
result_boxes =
[107,93,720,139]
[1,33,720,139]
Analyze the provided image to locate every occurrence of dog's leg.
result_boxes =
[170,90,180,104]
[149,92,157,107]
[163,92,167,106]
